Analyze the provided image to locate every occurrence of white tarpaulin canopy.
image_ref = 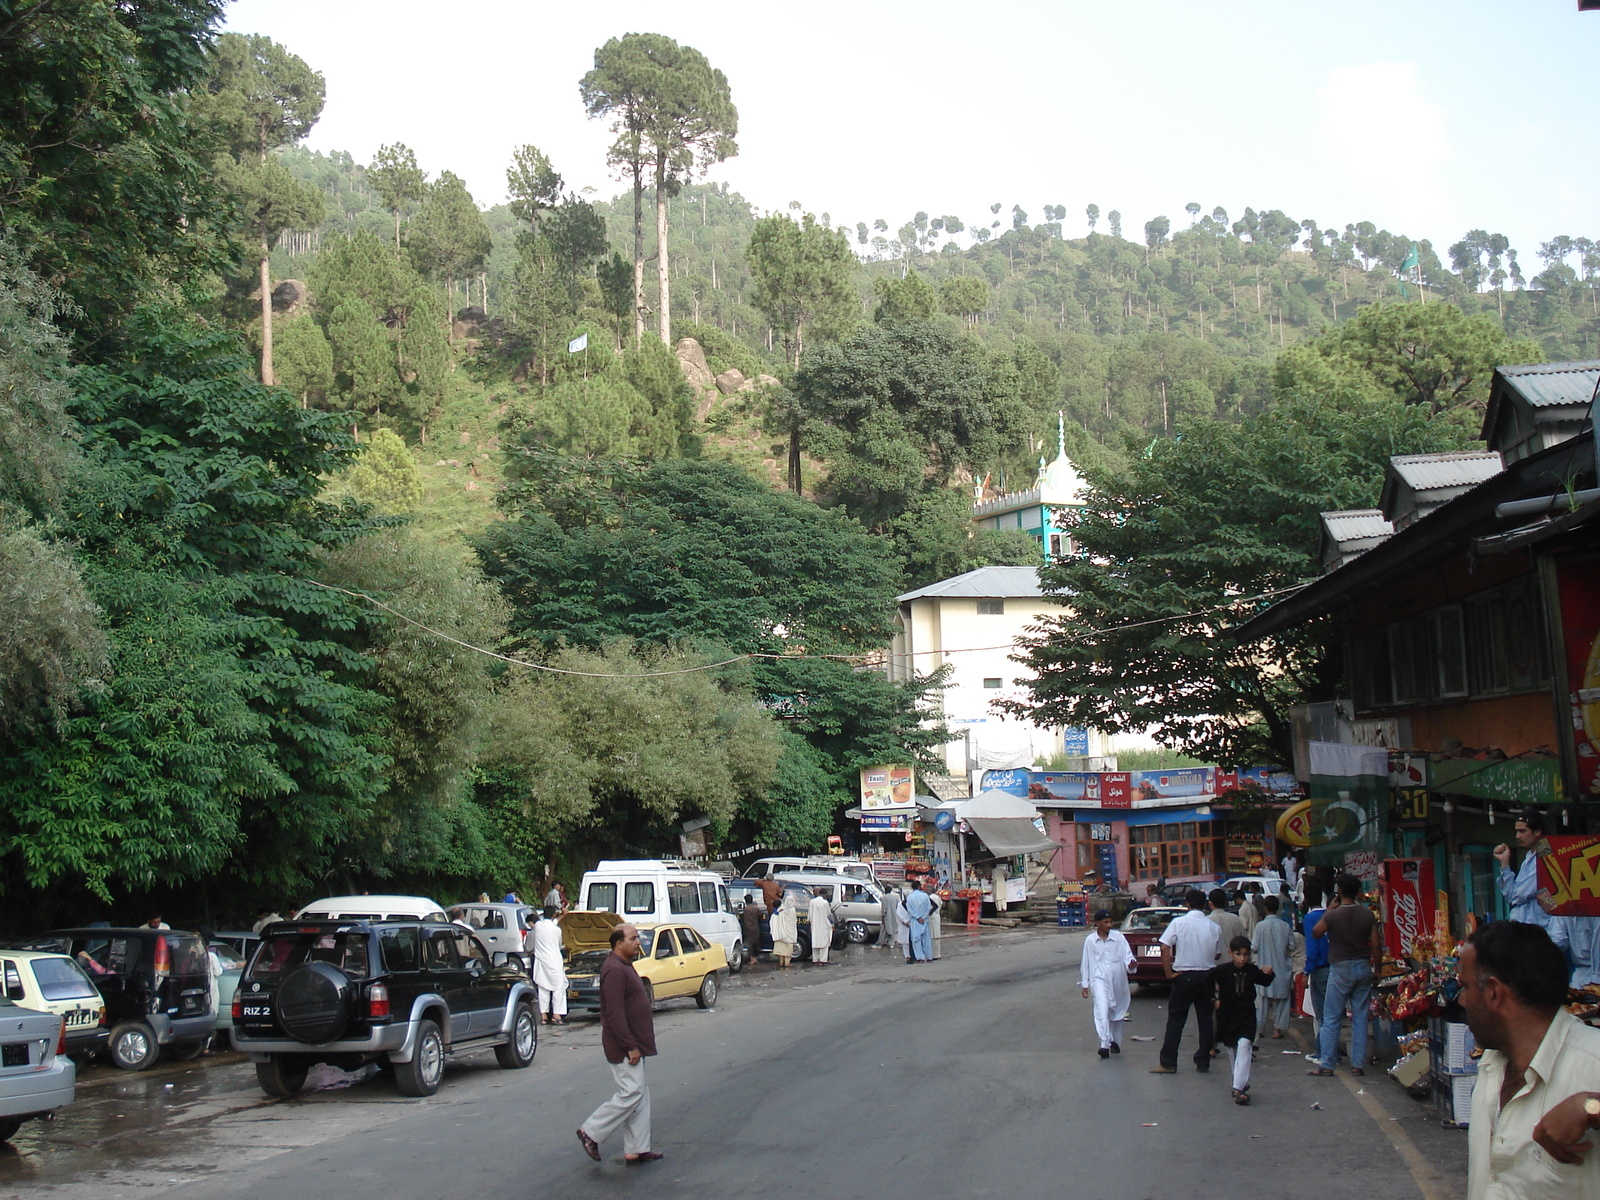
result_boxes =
[923,790,1057,857]
[924,789,1043,820]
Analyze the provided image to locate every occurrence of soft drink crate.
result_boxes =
[1056,900,1086,928]
[1433,1072,1474,1127]
[1427,1018,1477,1074]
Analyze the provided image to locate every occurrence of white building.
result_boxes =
[887,565,1113,788]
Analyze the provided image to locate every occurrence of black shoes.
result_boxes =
[1098,1047,1110,1059]
[1109,1042,1121,1054]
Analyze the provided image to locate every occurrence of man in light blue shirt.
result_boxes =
[1549,915,1600,987]
[1494,809,1550,928]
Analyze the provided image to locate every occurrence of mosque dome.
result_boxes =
[1036,414,1088,507]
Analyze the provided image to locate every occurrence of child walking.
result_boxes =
[1209,935,1275,1104]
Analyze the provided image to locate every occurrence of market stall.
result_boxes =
[921,790,1058,919]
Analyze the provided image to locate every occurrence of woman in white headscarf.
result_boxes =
[771,889,799,968]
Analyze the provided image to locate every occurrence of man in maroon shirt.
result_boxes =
[576,924,664,1166]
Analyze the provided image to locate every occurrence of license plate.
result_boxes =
[241,1004,272,1019]
[1139,945,1162,957]
[66,1009,97,1028]
[1,1042,27,1067]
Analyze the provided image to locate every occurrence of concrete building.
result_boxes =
[887,565,1110,786]
[971,418,1090,558]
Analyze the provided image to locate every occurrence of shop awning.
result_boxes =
[965,817,1058,857]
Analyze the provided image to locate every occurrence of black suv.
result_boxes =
[231,920,537,1097]
[21,928,215,1070]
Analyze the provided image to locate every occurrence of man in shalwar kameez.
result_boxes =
[904,879,935,962]
[1250,896,1294,1039]
[1079,909,1135,1058]
[878,884,900,951]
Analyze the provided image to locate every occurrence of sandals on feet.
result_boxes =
[1306,1067,1336,1076]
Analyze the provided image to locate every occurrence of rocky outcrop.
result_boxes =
[676,338,715,391]
[754,373,780,390]
[714,368,747,395]
[271,279,309,315]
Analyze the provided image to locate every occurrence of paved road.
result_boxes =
[0,926,1466,1199]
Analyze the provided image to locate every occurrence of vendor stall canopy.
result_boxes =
[922,789,1058,856]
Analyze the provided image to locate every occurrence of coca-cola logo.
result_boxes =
[1392,887,1420,952]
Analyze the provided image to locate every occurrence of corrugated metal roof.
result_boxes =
[897,565,1049,602]
[1320,509,1393,541]
[1498,360,1600,410]
[1389,450,1503,492]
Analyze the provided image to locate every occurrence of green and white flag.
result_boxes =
[1399,243,1419,273]
[568,333,588,353]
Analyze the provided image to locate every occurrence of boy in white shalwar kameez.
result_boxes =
[1079,909,1136,1058]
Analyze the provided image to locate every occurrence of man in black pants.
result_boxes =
[1151,888,1223,1074]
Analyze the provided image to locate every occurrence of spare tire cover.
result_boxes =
[277,961,354,1043]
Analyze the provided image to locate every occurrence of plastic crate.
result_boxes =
[1057,900,1086,928]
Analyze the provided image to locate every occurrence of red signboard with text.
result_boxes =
[1380,858,1436,959]
[1535,836,1600,916]
[1100,772,1131,809]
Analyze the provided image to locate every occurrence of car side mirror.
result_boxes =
[490,951,508,967]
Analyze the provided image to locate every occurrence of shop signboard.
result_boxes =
[1431,758,1563,806]
[1275,800,1313,848]
[1101,772,1132,809]
[1557,563,1600,798]
[980,768,1032,796]
[860,764,914,810]
[1062,727,1091,755]
[1216,767,1300,797]
[1380,858,1436,959]
[1344,850,1379,885]
[861,813,910,831]
[1028,772,1106,803]
[1534,835,1600,916]
[1130,768,1213,802]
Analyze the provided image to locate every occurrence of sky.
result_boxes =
[221,0,1598,263]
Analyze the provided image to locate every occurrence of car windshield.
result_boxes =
[248,932,371,980]
[635,929,655,956]
[1123,909,1181,932]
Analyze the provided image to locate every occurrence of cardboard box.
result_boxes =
[1428,1018,1478,1074]
[1433,1073,1474,1127]
[1389,1048,1431,1089]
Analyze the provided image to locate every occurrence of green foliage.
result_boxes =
[328,296,399,416]
[1007,389,1475,766]
[747,212,857,368]
[887,488,1042,590]
[0,239,78,516]
[939,275,990,325]
[873,271,939,322]
[410,171,493,289]
[621,335,697,457]
[794,318,1031,529]
[369,143,426,246]
[193,32,324,160]
[343,429,423,514]
[274,315,334,408]
[0,529,106,736]
[0,0,233,344]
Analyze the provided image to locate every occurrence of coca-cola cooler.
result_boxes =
[1380,857,1436,960]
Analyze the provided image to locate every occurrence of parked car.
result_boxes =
[210,931,261,961]
[231,919,537,1098]
[447,902,534,968]
[1120,906,1188,987]
[1221,876,1288,905]
[773,871,886,944]
[563,913,728,1013]
[292,895,449,923]
[578,861,745,974]
[209,941,246,1035]
[0,951,106,1058]
[0,1000,73,1142]
[19,928,215,1070]
[748,856,881,888]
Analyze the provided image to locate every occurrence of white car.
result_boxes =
[0,998,74,1141]
[292,895,449,922]
[0,951,105,1058]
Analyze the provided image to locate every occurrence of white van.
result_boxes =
[749,856,881,888]
[578,861,745,973]
[292,895,449,923]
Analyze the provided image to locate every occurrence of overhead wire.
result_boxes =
[298,576,1314,679]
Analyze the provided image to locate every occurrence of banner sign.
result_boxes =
[860,764,914,810]
[1275,800,1313,848]
[1535,835,1600,916]
[1216,767,1303,798]
[1558,563,1600,798]
[1062,727,1090,755]
[1101,772,1132,809]
[1431,758,1563,805]
[1381,858,1436,959]
[860,813,911,832]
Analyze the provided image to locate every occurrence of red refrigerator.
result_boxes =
[1380,858,1436,960]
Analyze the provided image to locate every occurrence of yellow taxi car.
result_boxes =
[562,912,727,1012]
[1,951,107,1058]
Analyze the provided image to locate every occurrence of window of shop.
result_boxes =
[1128,820,1219,881]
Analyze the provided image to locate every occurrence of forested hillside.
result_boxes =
[0,10,1591,925]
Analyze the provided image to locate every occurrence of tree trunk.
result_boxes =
[259,234,274,385]
[631,165,645,345]
[394,208,401,249]
[655,158,671,347]
[788,426,802,495]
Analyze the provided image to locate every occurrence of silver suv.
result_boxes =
[774,872,886,944]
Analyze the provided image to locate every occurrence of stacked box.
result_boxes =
[1427,1018,1478,1074]
[1433,1072,1475,1127]
[1057,900,1086,928]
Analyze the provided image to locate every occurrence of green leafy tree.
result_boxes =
[872,271,938,322]
[273,316,334,408]
[409,171,493,325]
[327,296,398,418]
[343,428,423,514]
[192,32,326,385]
[747,212,858,490]
[597,251,634,348]
[0,0,232,346]
[506,145,564,232]
[369,143,426,248]
[1005,391,1475,765]
[581,33,738,347]
[939,276,990,326]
